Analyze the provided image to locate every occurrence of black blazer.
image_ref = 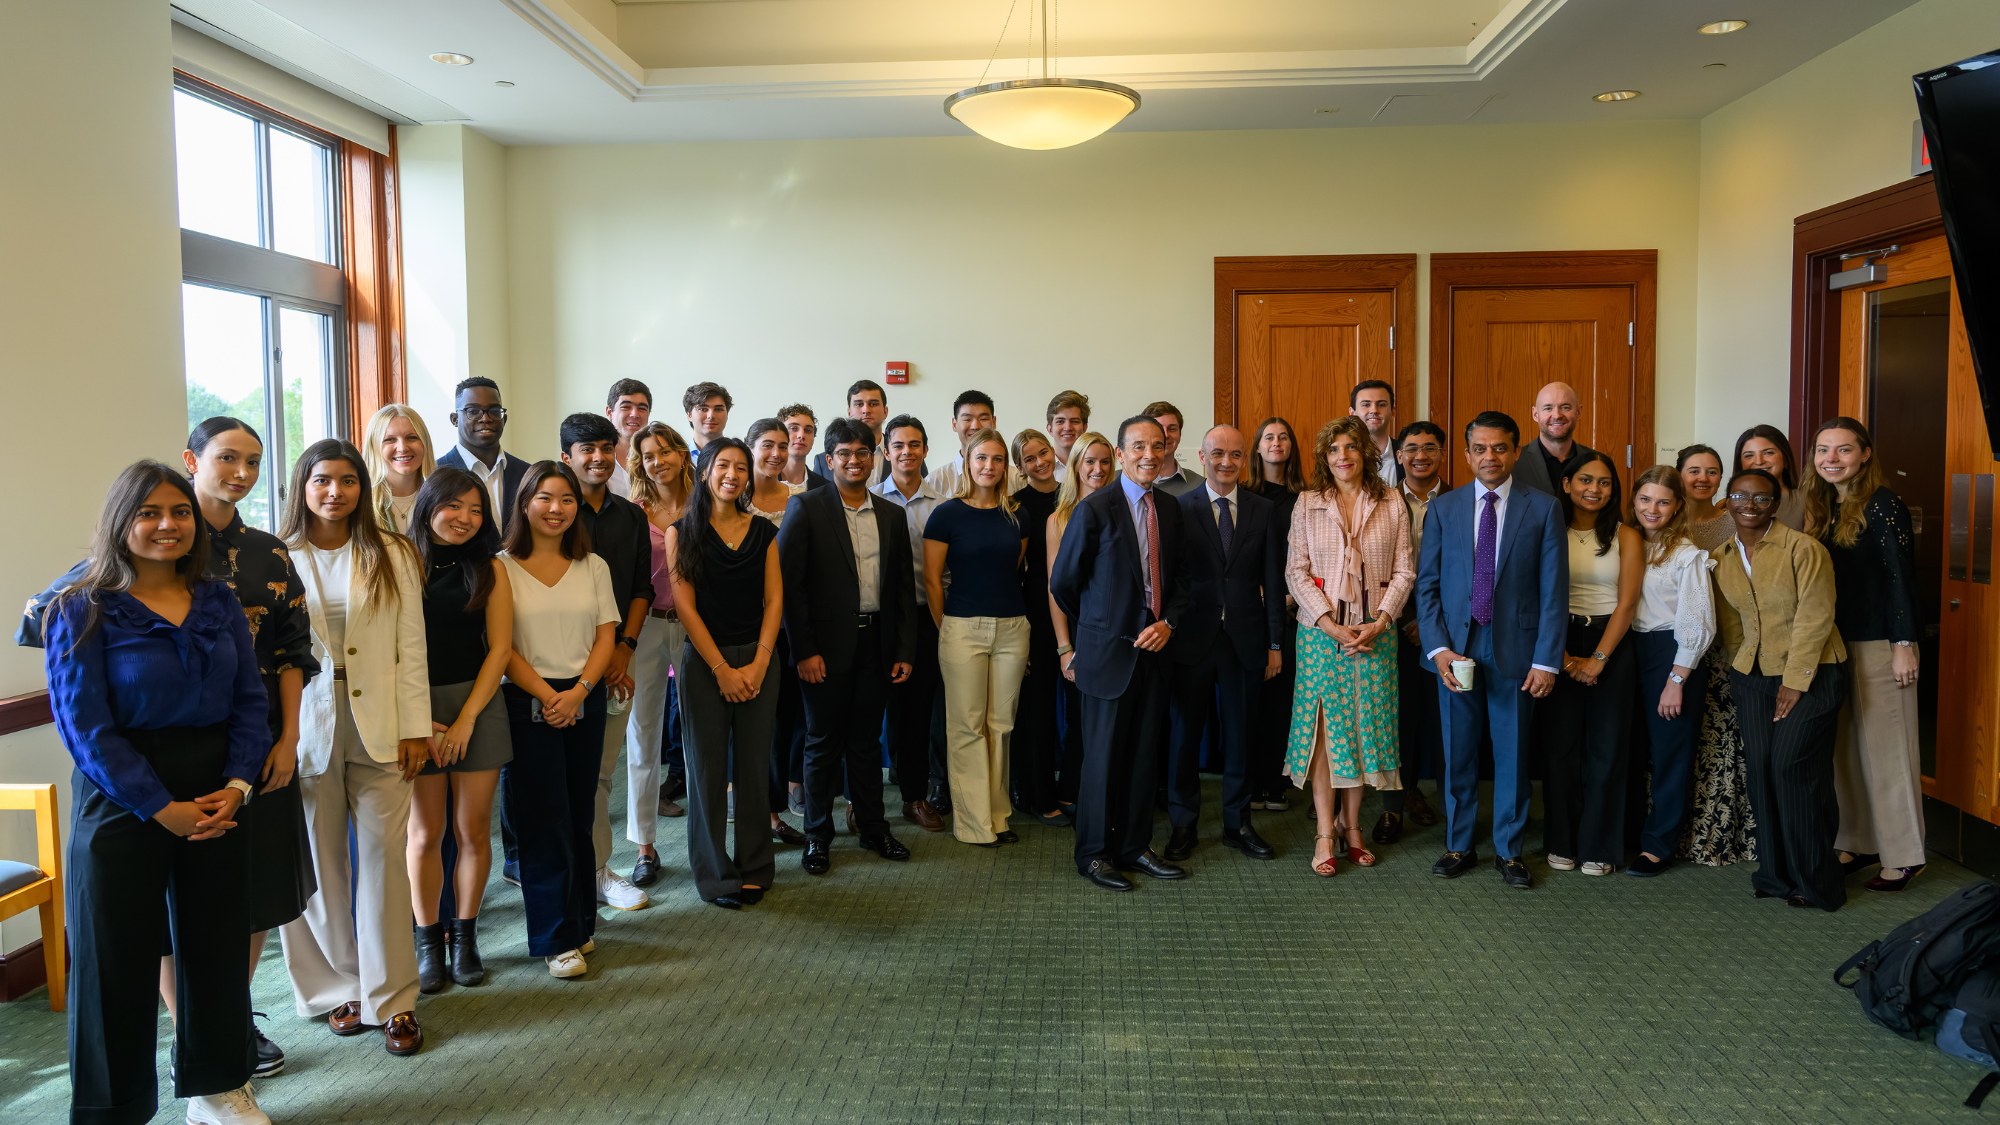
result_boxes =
[1049,483,1189,701]
[1171,486,1285,670]
[776,484,918,675]
[1512,438,1598,497]
[436,446,530,515]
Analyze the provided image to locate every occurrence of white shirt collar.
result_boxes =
[1204,480,1237,505]
[874,475,939,503]
[455,444,505,473]
[1402,478,1442,501]
[1473,476,1512,504]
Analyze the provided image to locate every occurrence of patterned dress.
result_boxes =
[1679,644,1757,865]
[1286,627,1400,787]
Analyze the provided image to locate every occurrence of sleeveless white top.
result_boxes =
[1568,527,1621,617]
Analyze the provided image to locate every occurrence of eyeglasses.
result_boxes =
[1726,491,1778,507]
[458,406,507,421]
[1400,443,1443,456]
[829,448,873,463]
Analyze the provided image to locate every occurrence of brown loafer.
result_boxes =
[772,818,807,846]
[903,800,945,832]
[1406,790,1440,828]
[327,1001,368,1036]
[384,1011,423,1056]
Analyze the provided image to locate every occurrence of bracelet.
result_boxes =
[711,659,727,672]
[757,642,773,654]
[1056,643,1074,656]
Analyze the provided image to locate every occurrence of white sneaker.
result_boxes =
[1546,853,1576,871]
[546,949,587,978]
[187,1082,271,1125]
[1581,861,1613,877]
[596,866,649,910]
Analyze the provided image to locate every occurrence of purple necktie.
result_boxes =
[1471,490,1498,626]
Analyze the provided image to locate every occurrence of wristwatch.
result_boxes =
[1668,672,1686,685]
[1591,650,1609,662]
[225,778,254,801]
[1895,640,1913,647]
[1056,643,1074,656]
[618,636,639,651]
[578,679,596,694]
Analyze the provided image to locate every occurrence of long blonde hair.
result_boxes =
[1310,416,1387,500]
[953,427,1018,525]
[1802,416,1886,548]
[362,404,438,530]
[628,421,694,513]
[1053,431,1112,538]
[1628,464,1693,566]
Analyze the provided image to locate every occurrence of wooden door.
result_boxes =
[1445,286,1636,479]
[1233,290,1396,440]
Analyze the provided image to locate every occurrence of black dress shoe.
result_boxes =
[771,819,808,846]
[929,783,953,816]
[709,895,744,910]
[1164,824,1198,861]
[1496,856,1532,889]
[1371,811,1403,846]
[1432,849,1479,878]
[802,839,831,875]
[860,833,912,861]
[630,854,662,887]
[1220,824,1275,859]
[1626,854,1673,878]
[1125,850,1189,880]
[736,887,765,906]
[1082,860,1133,891]
[995,830,1019,844]
[1840,851,1882,878]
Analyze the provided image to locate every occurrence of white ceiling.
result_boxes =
[171,0,1928,145]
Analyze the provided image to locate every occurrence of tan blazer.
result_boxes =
[1711,521,1845,692]
[1287,486,1414,628]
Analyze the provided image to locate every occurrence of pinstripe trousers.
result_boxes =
[1731,663,1847,911]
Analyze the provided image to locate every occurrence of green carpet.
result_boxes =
[0,776,1990,1123]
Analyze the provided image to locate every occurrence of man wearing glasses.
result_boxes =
[1378,421,1451,844]
[438,376,528,512]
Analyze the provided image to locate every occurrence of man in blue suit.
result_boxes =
[1415,410,1567,889]
[436,376,529,515]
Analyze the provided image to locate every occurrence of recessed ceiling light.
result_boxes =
[495,80,515,87]
[1697,20,1749,35]
[1314,107,1339,114]
[1703,63,1727,71]
[1594,90,1641,102]
[431,52,474,66]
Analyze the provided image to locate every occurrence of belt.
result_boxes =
[650,607,679,622]
[1569,613,1607,628]
[856,611,881,628]
[331,665,347,681]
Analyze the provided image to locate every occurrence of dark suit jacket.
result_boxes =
[776,484,918,675]
[1414,479,1568,680]
[1511,438,1599,497]
[436,446,530,515]
[1171,486,1285,671]
[1049,483,1190,701]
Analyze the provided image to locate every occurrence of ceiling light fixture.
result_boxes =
[945,0,1138,150]
[1697,20,1749,35]
[495,80,516,87]
[431,52,474,66]
[1594,90,1642,102]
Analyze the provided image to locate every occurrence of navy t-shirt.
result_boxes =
[924,498,1028,619]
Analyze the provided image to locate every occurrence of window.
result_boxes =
[174,79,344,529]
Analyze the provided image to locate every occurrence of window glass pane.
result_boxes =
[183,283,273,529]
[279,307,335,469]
[270,129,333,264]
[174,90,261,248]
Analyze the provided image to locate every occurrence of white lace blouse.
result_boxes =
[1633,540,1717,668]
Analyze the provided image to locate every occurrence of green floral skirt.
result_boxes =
[1285,625,1401,788]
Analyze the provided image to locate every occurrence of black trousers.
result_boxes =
[1631,629,1706,858]
[884,612,940,805]
[1733,663,1848,910]
[69,725,252,1125]
[1055,679,1084,804]
[682,642,778,899]
[802,623,892,841]
[1167,634,1257,830]
[766,635,805,811]
[1386,630,1444,814]
[1013,627,1062,815]
[500,680,605,957]
[1074,651,1169,872]
[1252,620,1297,800]
[1542,616,1637,864]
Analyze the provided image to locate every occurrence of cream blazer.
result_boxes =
[296,540,431,776]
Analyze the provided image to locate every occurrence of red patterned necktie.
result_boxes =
[1142,490,1162,618]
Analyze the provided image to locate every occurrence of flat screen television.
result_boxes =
[1915,50,2000,457]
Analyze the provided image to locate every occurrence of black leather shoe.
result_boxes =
[1082,860,1133,891]
[709,895,743,910]
[736,887,766,906]
[996,830,1019,844]
[968,838,1002,848]
[860,833,911,861]
[1432,849,1479,878]
[802,839,831,875]
[1220,824,1275,859]
[630,854,662,887]
[771,819,808,846]
[1371,811,1403,846]
[414,922,449,994]
[1840,851,1882,878]
[1496,856,1533,889]
[1126,850,1189,880]
[929,782,953,816]
[1627,853,1673,878]
[1164,824,1198,861]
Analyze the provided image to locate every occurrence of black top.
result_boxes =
[577,491,657,636]
[423,544,490,684]
[696,517,777,646]
[925,499,1028,619]
[1820,485,1921,644]
[204,511,321,689]
[1255,481,1300,547]
[1013,485,1059,636]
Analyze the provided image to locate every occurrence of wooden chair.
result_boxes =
[0,783,64,1011]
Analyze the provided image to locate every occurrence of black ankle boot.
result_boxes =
[415,922,449,994]
[449,916,486,987]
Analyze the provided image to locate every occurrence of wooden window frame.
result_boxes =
[1212,255,1418,430]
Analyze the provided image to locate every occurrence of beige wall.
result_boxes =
[503,121,1700,468]
[1694,0,2000,446]
[401,124,513,448]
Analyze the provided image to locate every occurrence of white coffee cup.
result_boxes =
[1451,659,1476,691]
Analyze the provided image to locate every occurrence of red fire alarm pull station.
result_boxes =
[885,361,909,385]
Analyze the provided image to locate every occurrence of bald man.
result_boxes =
[1511,381,1600,496]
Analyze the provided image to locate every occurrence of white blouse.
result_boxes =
[501,553,622,680]
[1633,540,1718,668]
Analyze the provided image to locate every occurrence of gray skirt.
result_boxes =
[420,679,514,774]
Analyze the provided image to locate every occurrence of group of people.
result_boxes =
[32,369,1925,1125]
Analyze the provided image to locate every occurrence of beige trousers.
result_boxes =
[939,615,1031,843]
[1833,639,1927,870]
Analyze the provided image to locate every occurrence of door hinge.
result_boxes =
[1627,323,1633,346]
[1626,444,1633,468]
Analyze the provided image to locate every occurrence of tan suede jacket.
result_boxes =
[1711,521,1846,692]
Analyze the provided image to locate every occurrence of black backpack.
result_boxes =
[1835,879,2000,1038]
[1951,967,2000,1107]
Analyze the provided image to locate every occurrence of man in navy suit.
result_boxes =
[1050,415,1191,891]
[1163,424,1285,863]
[1415,410,1567,889]
[435,376,529,515]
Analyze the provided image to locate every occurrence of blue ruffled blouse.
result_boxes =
[44,581,269,819]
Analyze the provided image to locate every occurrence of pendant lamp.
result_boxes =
[945,0,1139,150]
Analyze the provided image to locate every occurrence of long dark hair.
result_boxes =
[1243,416,1307,493]
[1560,451,1624,556]
[502,461,593,561]
[52,461,211,650]
[410,467,500,611]
[673,437,753,588]
[1733,424,1797,490]
[279,439,413,609]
